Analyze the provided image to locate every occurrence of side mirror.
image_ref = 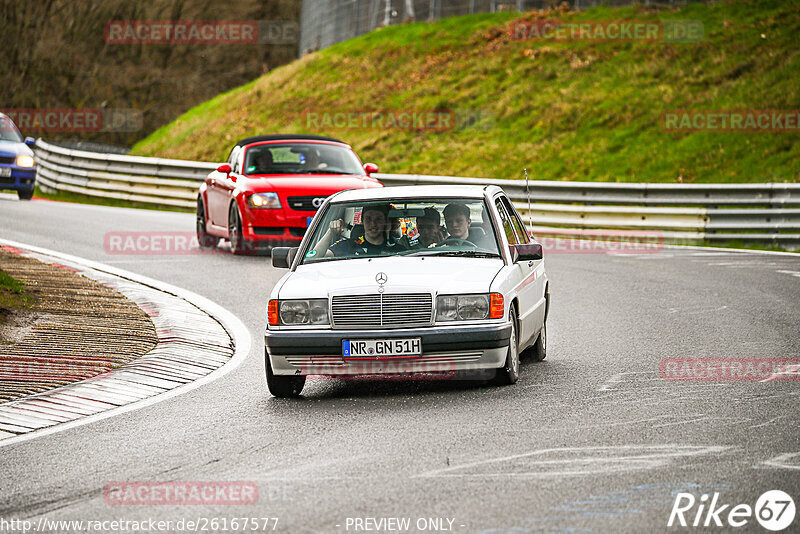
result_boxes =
[364,163,379,175]
[217,164,232,174]
[511,243,542,262]
[24,137,36,148]
[272,247,298,269]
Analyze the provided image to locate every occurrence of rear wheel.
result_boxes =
[17,189,33,201]
[493,308,520,385]
[196,198,218,249]
[527,321,547,362]
[228,204,253,255]
[265,352,305,398]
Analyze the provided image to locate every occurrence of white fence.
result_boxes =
[34,139,800,249]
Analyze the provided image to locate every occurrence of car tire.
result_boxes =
[493,307,520,385]
[17,189,33,201]
[528,321,547,362]
[196,198,218,250]
[265,352,305,398]
[228,204,253,255]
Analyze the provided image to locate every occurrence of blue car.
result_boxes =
[0,113,37,200]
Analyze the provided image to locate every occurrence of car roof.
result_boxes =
[235,134,345,147]
[331,185,496,202]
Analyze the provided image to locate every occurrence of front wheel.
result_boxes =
[17,189,33,201]
[265,353,305,398]
[228,204,253,255]
[196,198,218,249]
[493,308,519,385]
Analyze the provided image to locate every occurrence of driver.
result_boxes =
[313,203,399,258]
[254,150,273,173]
[443,203,472,242]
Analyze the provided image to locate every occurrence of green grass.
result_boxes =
[131,0,800,183]
[32,187,193,213]
[0,267,33,341]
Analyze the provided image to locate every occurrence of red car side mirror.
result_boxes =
[217,164,232,174]
[363,163,379,175]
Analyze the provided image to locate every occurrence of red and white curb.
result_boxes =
[0,239,251,447]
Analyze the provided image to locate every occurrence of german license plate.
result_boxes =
[0,168,11,178]
[306,216,313,227]
[343,338,422,359]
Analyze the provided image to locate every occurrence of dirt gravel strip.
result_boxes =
[0,239,250,445]
[0,249,159,401]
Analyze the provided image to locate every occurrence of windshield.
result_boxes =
[243,142,364,175]
[300,198,500,264]
[0,116,24,143]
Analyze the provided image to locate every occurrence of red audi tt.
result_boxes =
[197,135,383,254]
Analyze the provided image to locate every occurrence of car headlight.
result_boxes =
[248,192,281,209]
[437,294,491,321]
[16,155,35,168]
[276,299,329,325]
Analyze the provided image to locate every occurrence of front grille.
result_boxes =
[0,178,14,186]
[289,228,306,237]
[0,156,14,165]
[332,293,433,328]
[287,195,328,212]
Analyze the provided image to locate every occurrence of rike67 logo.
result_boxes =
[669,490,795,531]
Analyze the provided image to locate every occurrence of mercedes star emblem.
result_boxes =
[375,272,388,285]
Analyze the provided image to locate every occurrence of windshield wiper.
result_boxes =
[304,170,354,175]
[405,250,500,258]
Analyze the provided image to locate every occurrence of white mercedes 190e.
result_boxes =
[265,185,549,397]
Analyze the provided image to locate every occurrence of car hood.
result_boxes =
[277,256,504,299]
[0,140,34,159]
[243,174,379,194]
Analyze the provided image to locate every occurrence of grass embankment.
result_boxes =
[132,0,799,183]
[0,268,33,343]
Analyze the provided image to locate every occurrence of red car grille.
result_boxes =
[287,195,328,211]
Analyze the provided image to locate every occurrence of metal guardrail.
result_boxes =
[34,139,800,249]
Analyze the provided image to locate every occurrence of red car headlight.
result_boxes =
[249,192,281,209]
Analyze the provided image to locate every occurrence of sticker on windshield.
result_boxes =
[305,250,317,258]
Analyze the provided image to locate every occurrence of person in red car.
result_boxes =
[313,204,400,258]
[254,150,274,173]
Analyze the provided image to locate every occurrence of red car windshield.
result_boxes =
[243,143,364,175]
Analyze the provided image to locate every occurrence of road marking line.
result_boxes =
[761,452,800,470]
[414,445,730,479]
[750,417,785,429]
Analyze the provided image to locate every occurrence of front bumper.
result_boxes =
[265,322,511,376]
[0,167,36,191]
[241,206,312,245]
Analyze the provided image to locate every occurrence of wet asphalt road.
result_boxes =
[1,195,799,534]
